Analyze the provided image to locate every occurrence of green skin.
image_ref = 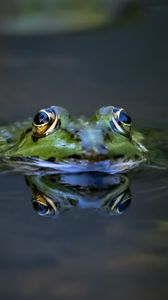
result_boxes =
[0,106,166,173]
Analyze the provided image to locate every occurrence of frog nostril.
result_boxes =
[78,128,107,155]
[95,144,107,155]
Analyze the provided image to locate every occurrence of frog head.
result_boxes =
[7,105,147,167]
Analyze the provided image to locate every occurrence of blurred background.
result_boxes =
[0,0,162,34]
[0,2,168,300]
[0,0,167,125]
[0,1,168,33]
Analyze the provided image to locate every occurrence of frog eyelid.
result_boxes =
[41,110,59,136]
[112,110,126,135]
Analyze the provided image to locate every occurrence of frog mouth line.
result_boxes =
[0,156,147,175]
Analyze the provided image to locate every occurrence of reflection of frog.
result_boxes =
[25,173,131,217]
[0,106,166,174]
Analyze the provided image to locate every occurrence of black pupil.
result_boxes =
[33,202,48,215]
[118,197,131,212]
[34,111,49,125]
[119,111,131,125]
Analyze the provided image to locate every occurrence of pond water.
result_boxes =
[0,5,168,300]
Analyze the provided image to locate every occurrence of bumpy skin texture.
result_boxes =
[0,119,32,152]
[0,106,147,164]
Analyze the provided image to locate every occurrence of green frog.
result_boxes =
[0,105,166,174]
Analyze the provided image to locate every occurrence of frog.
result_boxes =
[0,105,166,174]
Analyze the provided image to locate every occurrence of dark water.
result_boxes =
[0,5,168,300]
[0,169,167,300]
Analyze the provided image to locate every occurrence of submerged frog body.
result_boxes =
[0,106,166,174]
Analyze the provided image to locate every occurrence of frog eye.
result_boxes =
[32,190,57,216]
[110,107,132,136]
[32,108,59,138]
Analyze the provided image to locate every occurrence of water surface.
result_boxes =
[0,5,168,300]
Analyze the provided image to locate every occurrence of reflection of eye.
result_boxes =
[32,189,57,216]
[32,108,59,138]
[32,201,49,216]
[110,189,131,215]
[111,107,132,136]
[116,192,131,214]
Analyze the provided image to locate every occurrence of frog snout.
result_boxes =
[78,128,107,156]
